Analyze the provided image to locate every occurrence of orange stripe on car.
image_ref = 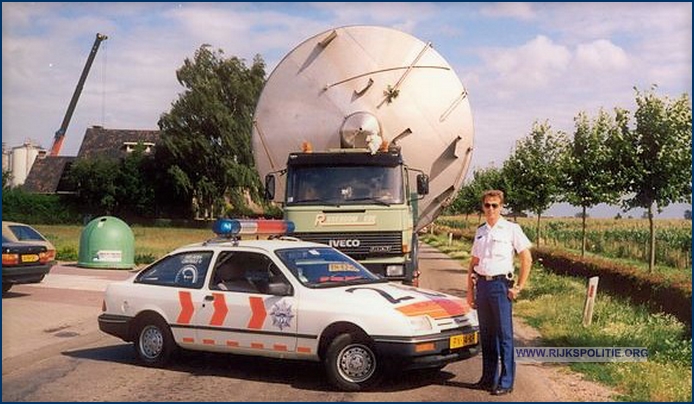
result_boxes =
[226,340,239,347]
[273,344,288,351]
[182,337,195,343]
[203,339,215,345]
[177,291,194,324]
[396,298,468,319]
[251,342,264,349]
[247,296,267,329]
[297,346,311,354]
[210,293,228,326]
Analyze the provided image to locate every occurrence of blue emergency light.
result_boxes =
[212,219,295,238]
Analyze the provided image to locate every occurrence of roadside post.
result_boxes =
[582,276,599,326]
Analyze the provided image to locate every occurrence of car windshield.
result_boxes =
[275,247,384,288]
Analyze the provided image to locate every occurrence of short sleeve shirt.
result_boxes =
[471,217,532,276]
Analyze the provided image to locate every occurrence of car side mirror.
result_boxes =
[264,174,276,201]
[267,282,292,296]
[416,174,429,195]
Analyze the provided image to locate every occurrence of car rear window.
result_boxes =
[8,225,47,242]
[136,251,212,289]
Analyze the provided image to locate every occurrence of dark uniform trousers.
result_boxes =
[476,277,515,390]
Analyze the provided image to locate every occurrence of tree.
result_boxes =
[115,144,156,217]
[157,45,266,219]
[502,121,567,246]
[562,110,621,256]
[450,166,504,221]
[2,170,12,189]
[67,156,120,214]
[613,86,692,271]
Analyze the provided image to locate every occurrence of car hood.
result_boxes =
[332,282,474,320]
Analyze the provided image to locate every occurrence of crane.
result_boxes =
[49,33,108,156]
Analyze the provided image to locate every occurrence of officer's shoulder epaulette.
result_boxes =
[477,223,486,229]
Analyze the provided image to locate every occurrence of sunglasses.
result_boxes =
[484,203,500,209]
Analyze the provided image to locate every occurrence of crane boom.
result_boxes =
[49,33,108,156]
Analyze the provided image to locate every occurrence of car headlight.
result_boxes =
[408,315,433,332]
[466,309,479,328]
[386,265,404,277]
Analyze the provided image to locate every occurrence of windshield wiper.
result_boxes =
[292,198,341,206]
[346,197,391,206]
[312,277,382,288]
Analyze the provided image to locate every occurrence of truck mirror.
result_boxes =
[264,174,276,201]
[416,174,429,195]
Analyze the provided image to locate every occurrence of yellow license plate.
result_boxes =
[450,332,478,349]
[21,254,39,263]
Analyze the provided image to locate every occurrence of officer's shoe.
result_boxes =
[491,386,513,396]
[464,379,494,391]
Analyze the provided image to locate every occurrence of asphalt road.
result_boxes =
[1,244,613,401]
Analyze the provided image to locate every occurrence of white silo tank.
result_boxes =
[10,143,42,187]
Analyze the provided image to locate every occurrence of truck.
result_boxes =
[252,25,474,285]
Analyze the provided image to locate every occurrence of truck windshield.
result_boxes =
[275,246,385,288]
[286,166,404,205]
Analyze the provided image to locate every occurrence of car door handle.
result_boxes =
[204,295,214,301]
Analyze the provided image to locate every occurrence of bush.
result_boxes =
[2,188,81,224]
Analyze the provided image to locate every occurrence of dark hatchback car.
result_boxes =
[2,235,54,293]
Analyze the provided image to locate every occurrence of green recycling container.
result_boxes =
[78,216,135,268]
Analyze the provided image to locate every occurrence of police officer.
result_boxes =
[466,189,532,396]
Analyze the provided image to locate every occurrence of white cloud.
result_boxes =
[574,39,629,71]
[480,35,571,97]
[480,2,536,21]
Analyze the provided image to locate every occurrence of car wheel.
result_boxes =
[324,333,381,391]
[134,315,176,367]
[2,283,12,293]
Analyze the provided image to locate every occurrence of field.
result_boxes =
[436,215,692,281]
[35,224,214,265]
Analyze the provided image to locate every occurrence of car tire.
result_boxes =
[133,315,176,367]
[324,333,381,391]
[2,283,12,294]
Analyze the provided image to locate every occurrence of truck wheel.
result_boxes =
[133,315,176,367]
[324,333,381,391]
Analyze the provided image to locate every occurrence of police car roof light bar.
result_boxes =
[212,219,295,238]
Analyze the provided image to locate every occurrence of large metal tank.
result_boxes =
[10,142,43,187]
[252,25,474,230]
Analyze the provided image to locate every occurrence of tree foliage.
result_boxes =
[502,121,566,245]
[67,156,119,214]
[612,86,692,270]
[562,109,622,256]
[448,166,504,219]
[157,45,266,219]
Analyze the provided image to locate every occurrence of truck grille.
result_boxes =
[294,231,402,259]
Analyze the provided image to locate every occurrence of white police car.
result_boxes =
[98,219,479,391]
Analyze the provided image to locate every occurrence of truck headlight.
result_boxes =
[386,265,404,277]
[408,315,433,332]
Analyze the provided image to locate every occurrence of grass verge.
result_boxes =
[35,224,213,265]
[421,232,692,402]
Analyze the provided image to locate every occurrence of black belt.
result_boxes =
[474,272,512,281]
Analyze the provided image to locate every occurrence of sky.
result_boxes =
[2,2,692,218]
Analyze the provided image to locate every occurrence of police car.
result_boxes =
[98,219,479,391]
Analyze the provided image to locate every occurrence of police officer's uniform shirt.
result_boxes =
[472,217,532,276]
